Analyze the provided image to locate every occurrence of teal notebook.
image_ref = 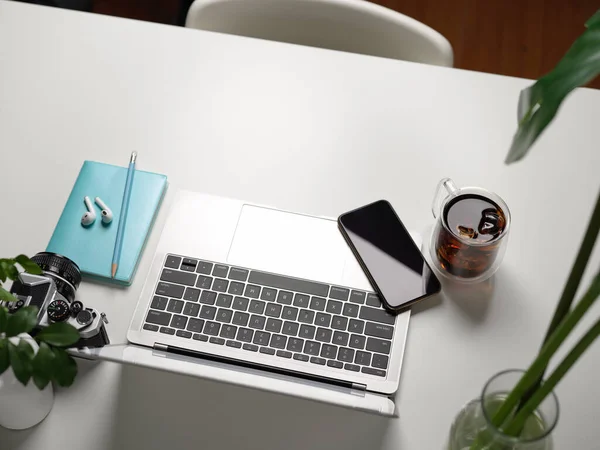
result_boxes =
[47,161,168,286]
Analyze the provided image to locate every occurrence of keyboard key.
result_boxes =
[183,287,201,302]
[210,337,225,345]
[372,354,389,369]
[282,321,299,336]
[249,300,266,315]
[366,337,391,355]
[330,286,349,301]
[249,270,329,297]
[176,330,192,339]
[243,343,259,352]
[232,311,249,326]
[204,321,220,336]
[342,303,359,318]
[196,275,213,289]
[260,347,275,355]
[277,291,293,305]
[260,287,277,301]
[315,312,331,327]
[187,318,204,333]
[213,264,229,278]
[293,293,310,308]
[310,357,326,366]
[315,328,332,343]
[333,331,349,346]
[326,300,343,315]
[293,353,309,362]
[220,325,237,339]
[253,331,271,346]
[167,299,184,314]
[182,258,197,268]
[249,315,266,329]
[366,293,381,307]
[161,269,196,286]
[216,294,233,308]
[265,303,282,317]
[228,281,245,296]
[165,255,181,269]
[193,333,208,342]
[350,291,366,304]
[270,334,287,349]
[180,263,196,272]
[237,328,254,342]
[199,305,217,320]
[282,306,298,321]
[200,290,218,306]
[331,316,348,330]
[310,297,326,311]
[216,308,233,323]
[170,315,188,329]
[160,327,175,335]
[265,318,282,333]
[320,344,337,359]
[299,324,315,340]
[213,278,229,292]
[337,348,354,362]
[348,319,365,334]
[244,284,261,298]
[276,350,292,359]
[303,341,321,356]
[344,364,360,372]
[196,261,213,275]
[232,296,249,311]
[286,338,304,352]
[362,367,386,377]
[151,296,168,310]
[143,323,159,332]
[145,309,172,327]
[355,351,371,366]
[360,306,395,325]
[156,282,185,298]
[229,267,249,281]
[327,360,343,369]
[365,322,394,339]
[226,340,242,349]
[298,309,315,324]
[349,334,366,349]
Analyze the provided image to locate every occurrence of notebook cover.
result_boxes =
[47,161,168,286]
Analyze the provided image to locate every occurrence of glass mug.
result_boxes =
[430,178,511,283]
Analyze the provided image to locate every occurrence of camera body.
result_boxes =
[2,253,109,348]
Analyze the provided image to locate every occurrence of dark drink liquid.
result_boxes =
[435,194,507,278]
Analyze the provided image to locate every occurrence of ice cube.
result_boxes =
[478,208,504,236]
[457,225,478,239]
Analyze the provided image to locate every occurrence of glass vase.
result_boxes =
[448,370,559,450]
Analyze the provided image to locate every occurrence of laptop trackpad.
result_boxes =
[227,205,347,285]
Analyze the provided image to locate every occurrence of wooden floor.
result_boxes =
[93,0,600,89]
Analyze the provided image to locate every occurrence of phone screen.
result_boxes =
[338,200,441,311]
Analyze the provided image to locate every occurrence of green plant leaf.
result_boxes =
[0,263,6,283]
[0,306,7,333]
[506,10,600,164]
[14,255,42,275]
[36,322,80,347]
[0,339,9,376]
[31,342,55,390]
[51,348,77,387]
[0,287,17,303]
[8,340,33,385]
[6,306,39,337]
[0,260,19,281]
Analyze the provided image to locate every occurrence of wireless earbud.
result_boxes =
[81,196,96,226]
[94,197,113,224]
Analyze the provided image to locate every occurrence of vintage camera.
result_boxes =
[3,252,109,348]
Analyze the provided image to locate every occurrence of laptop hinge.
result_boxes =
[351,382,367,391]
[154,342,168,352]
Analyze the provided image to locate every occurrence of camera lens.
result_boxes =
[30,252,81,303]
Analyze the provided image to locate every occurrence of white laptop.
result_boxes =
[124,190,414,416]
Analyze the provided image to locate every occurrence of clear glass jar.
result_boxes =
[448,370,559,450]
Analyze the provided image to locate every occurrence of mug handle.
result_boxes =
[432,178,458,219]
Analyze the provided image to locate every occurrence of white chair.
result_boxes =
[185,0,453,67]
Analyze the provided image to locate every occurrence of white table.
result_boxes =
[1,1,599,448]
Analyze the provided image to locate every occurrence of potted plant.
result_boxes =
[0,255,79,430]
[448,10,600,449]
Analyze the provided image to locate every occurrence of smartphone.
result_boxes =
[338,200,441,312]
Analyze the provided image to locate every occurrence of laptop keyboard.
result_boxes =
[142,254,397,378]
